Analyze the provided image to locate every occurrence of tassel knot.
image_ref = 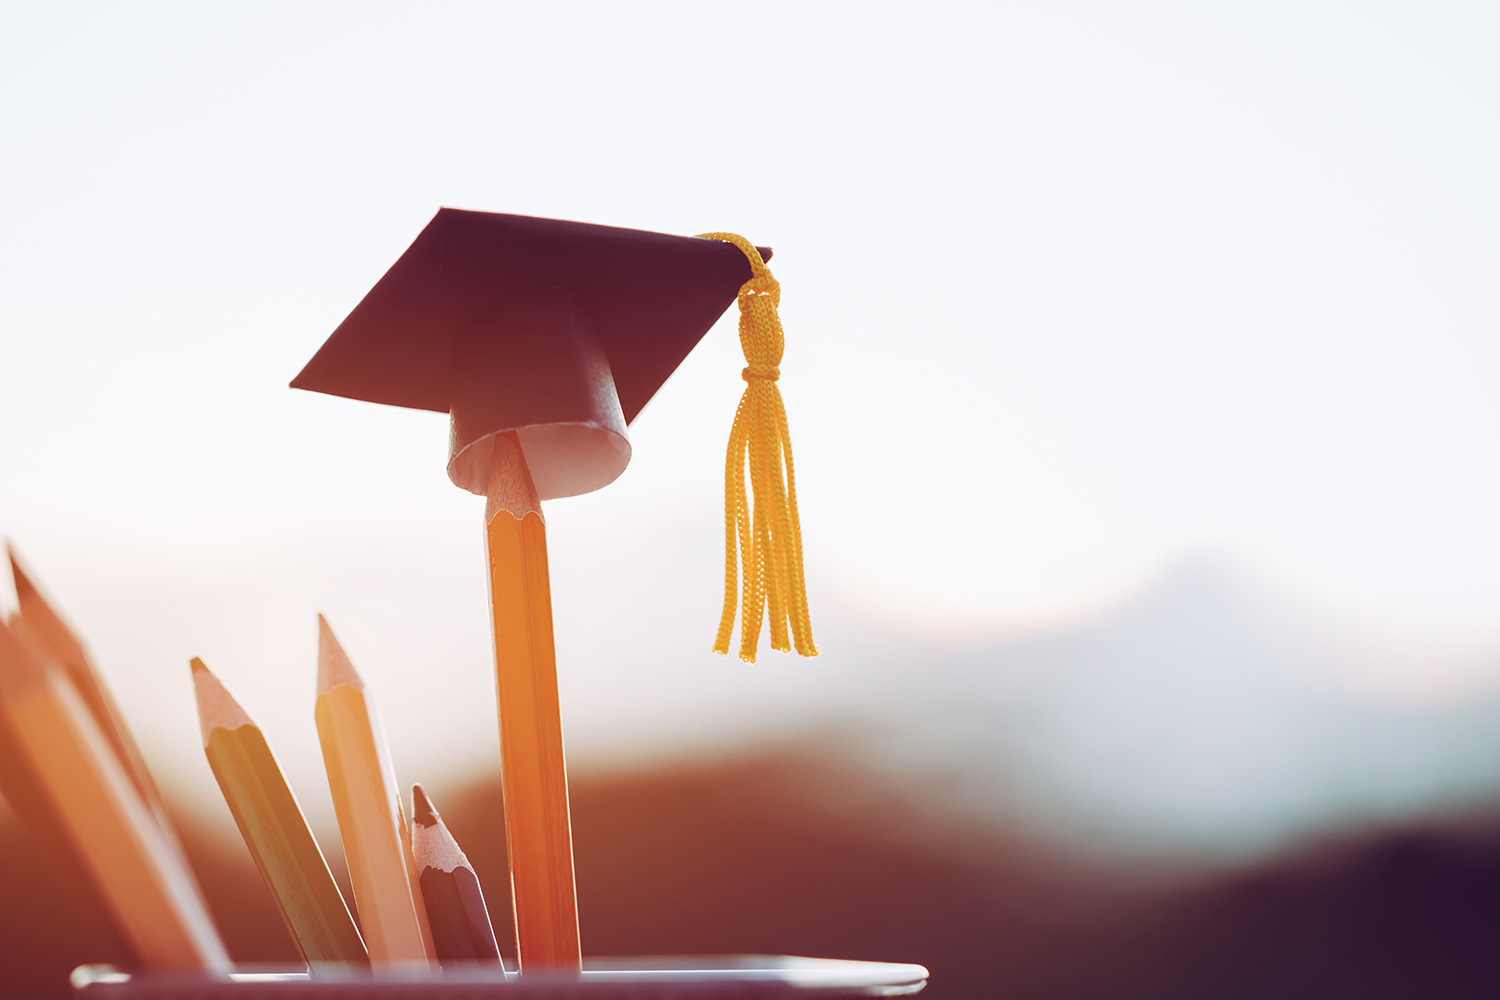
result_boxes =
[740,272,781,305]
[697,232,818,662]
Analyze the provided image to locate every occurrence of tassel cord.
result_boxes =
[698,232,818,662]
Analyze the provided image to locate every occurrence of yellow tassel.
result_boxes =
[698,233,817,662]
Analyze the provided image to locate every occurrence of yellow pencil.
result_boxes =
[313,616,435,967]
[0,617,229,971]
[192,658,367,969]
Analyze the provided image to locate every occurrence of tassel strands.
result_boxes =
[697,232,817,662]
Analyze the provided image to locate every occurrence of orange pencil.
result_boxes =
[484,432,580,971]
[2,551,213,964]
[0,650,132,958]
[314,616,435,967]
[7,549,170,819]
[0,617,229,971]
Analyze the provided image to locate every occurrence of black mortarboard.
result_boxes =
[291,209,770,500]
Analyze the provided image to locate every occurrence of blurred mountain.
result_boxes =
[562,554,1500,859]
[682,559,1500,859]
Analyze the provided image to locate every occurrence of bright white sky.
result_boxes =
[2,2,1499,843]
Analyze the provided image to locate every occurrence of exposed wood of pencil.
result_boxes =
[484,431,581,972]
[193,658,368,968]
[0,618,229,971]
[314,617,435,967]
[411,783,504,969]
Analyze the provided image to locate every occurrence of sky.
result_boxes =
[2,1,1499,856]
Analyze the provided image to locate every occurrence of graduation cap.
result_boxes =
[293,209,815,660]
[294,209,767,500]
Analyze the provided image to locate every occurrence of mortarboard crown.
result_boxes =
[291,209,771,501]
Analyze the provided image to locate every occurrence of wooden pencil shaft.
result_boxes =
[0,687,140,966]
[393,790,428,964]
[0,686,107,879]
[205,724,367,967]
[9,558,168,822]
[0,712,73,848]
[316,683,433,966]
[7,567,214,940]
[486,498,581,971]
[15,611,148,801]
[9,560,220,954]
[0,627,228,971]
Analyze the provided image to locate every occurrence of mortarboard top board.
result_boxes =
[291,209,771,501]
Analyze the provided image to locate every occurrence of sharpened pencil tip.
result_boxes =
[316,616,363,695]
[410,785,472,874]
[7,546,34,601]
[191,657,254,744]
[412,784,437,828]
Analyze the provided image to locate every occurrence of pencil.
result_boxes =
[313,616,435,967]
[7,549,174,831]
[3,552,209,964]
[484,431,581,972]
[411,784,504,969]
[192,658,367,969]
[7,550,209,898]
[0,617,230,971]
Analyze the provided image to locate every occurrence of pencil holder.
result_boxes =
[71,955,929,998]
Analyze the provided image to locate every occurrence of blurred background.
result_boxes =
[3,1,1500,996]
